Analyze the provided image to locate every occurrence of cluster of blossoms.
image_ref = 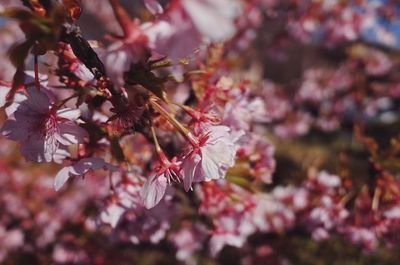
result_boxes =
[257,43,400,138]
[256,0,400,48]
[1,0,400,264]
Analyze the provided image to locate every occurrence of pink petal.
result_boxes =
[1,119,27,141]
[198,149,221,181]
[57,108,81,120]
[20,134,51,162]
[100,204,126,228]
[141,173,168,209]
[56,122,88,145]
[44,132,60,159]
[70,157,106,175]
[104,163,119,172]
[183,153,201,191]
[54,166,73,191]
[206,125,231,143]
[5,92,27,117]
[144,11,202,60]
[104,42,132,87]
[73,64,95,82]
[144,0,163,15]
[52,148,71,164]
[0,85,11,108]
[24,87,50,114]
[182,0,238,42]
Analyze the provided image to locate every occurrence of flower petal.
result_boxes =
[57,108,81,120]
[5,92,27,117]
[54,166,73,191]
[182,0,238,42]
[199,149,223,181]
[144,0,163,15]
[70,157,106,175]
[44,131,60,159]
[183,153,201,191]
[24,87,50,114]
[56,122,88,145]
[52,147,71,164]
[20,134,51,162]
[1,119,27,141]
[100,203,126,228]
[141,173,167,209]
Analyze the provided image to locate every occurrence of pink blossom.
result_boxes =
[52,243,88,264]
[0,229,24,250]
[252,194,296,233]
[182,125,241,191]
[144,0,163,15]
[315,171,342,189]
[144,0,240,61]
[144,5,202,61]
[197,181,256,256]
[260,81,290,121]
[169,224,205,264]
[223,96,271,131]
[99,173,143,228]
[104,40,146,87]
[364,49,393,76]
[271,186,309,211]
[1,87,88,162]
[209,217,248,257]
[237,135,275,184]
[69,58,95,83]
[54,158,117,191]
[100,183,140,228]
[140,152,181,209]
[99,173,174,244]
[181,0,240,42]
[384,206,400,219]
[100,201,127,229]
[341,227,378,251]
[103,25,149,87]
[141,173,168,209]
[273,112,312,139]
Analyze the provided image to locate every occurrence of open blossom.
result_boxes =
[197,181,256,256]
[100,172,143,228]
[223,96,271,131]
[1,87,88,162]
[99,173,175,244]
[4,0,400,262]
[182,125,242,191]
[144,4,202,61]
[141,152,181,209]
[103,22,149,87]
[144,0,240,60]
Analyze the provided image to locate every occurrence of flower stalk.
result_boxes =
[108,0,133,38]
[149,98,199,147]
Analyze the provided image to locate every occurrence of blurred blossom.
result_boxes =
[1,0,400,264]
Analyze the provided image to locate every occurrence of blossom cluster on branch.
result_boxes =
[1,0,400,264]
